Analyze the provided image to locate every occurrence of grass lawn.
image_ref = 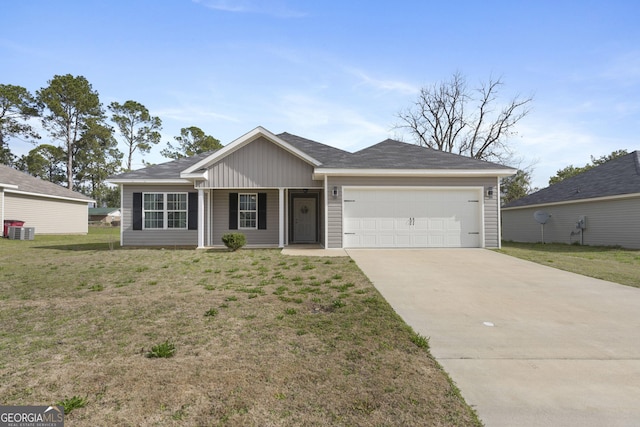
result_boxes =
[0,228,481,426]
[498,241,640,288]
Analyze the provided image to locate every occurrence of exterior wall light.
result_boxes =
[486,186,495,197]
[332,186,338,198]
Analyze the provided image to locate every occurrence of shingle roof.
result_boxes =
[108,151,217,180]
[503,151,640,208]
[277,132,353,165]
[0,164,94,202]
[336,139,511,169]
[108,130,513,182]
[89,207,120,215]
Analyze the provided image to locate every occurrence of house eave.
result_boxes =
[5,189,95,204]
[0,183,19,190]
[107,179,193,185]
[179,171,207,180]
[313,168,516,179]
[502,192,640,210]
[181,126,322,174]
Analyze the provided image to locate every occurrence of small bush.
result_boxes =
[146,340,176,358]
[221,233,246,251]
[57,395,87,414]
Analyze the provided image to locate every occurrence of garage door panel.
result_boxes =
[343,188,482,248]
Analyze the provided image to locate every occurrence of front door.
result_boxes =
[293,197,316,243]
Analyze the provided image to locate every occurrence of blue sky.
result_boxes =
[3,0,639,188]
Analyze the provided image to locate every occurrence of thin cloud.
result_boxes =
[348,68,420,95]
[193,0,307,18]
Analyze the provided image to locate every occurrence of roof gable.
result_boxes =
[180,127,321,177]
[504,151,640,208]
[0,164,94,202]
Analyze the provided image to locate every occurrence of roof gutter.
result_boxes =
[5,188,95,203]
[313,168,517,179]
[502,192,640,210]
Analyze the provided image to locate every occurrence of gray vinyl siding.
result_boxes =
[326,176,499,248]
[122,184,198,246]
[207,137,322,188]
[211,189,279,247]
[4,192,88,234]
[502,196,640,249]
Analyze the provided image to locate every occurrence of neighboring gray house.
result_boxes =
[108,126,515,249]
[0,164,94,235]
[502,150,640,248]
[89,207,121,224]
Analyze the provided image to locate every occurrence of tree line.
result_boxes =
[0,74,222,206]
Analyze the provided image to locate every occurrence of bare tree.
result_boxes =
[396,72,532,162]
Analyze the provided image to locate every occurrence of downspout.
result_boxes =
[496,176,502,249]
[119,184,124,246]
[197,188,205,248]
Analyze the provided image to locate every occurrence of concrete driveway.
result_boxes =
[347,249,640,427]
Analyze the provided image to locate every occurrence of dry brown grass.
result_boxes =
[0,228,481,426]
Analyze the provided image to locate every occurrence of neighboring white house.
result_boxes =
[502,151,640,249]
[108,126,515,249]
[0,164,94,235]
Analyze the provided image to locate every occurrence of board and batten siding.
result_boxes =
[206,137,322,188]
[122,184,198,246]
[326,176,499,248]
[4,192,88,234]
[211,189,279,246]
[502,196,640,249]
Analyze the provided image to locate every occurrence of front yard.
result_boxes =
[0,228,480,426]
[498,241,640,288]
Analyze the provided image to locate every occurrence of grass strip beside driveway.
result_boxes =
[0,228,480,426]
[498,241,640,288]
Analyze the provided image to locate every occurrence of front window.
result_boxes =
[143,193,188,229]
[239,193,257,229]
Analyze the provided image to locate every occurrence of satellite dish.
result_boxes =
[533,211,550,225]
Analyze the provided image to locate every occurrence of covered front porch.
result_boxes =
[195,187,325,249]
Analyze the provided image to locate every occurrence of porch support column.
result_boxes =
[197,188,205,248]
[278,187,285,248]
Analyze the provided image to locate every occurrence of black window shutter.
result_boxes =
[133,192,142,230]
[188,192,198,230]
[229,193,238,230]
[258,193,267,230]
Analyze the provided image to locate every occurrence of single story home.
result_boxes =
[89,207,121,224]
[0,164,94,235]
[108,126,515,249]
[502,150,640,248]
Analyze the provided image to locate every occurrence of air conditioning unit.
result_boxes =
[8,226,35,240]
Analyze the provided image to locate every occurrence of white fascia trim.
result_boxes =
[5,189,95,204]
[502,192,640,211]
[200,186,324,190]
[314,168,517,179]
[107,179,193,185]
[0,183,19,190]
[180,171,207,180]
[181,126,322,174]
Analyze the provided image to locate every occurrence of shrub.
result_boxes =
[146,340,176,358]
[221,233,246,251]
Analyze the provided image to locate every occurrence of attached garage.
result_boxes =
[342,187,483,248]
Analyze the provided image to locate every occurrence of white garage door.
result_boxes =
[343,188,482,248]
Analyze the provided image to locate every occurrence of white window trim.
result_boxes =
[143,192,188,230]
[238,193,258,230]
